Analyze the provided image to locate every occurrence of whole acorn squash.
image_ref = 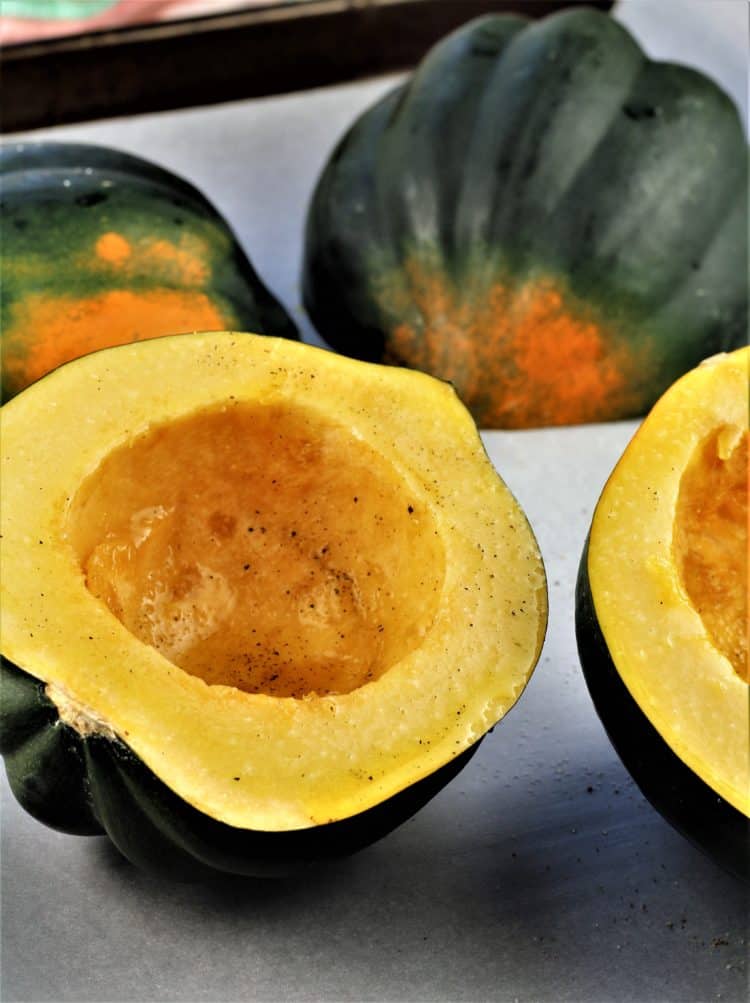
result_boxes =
[576,348,749,880]
[302,8,748,429]
[0,142,297,401]
[0,333,547,879]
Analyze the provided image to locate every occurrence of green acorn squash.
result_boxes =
[302,8,748,429]
[0,332,547,878]
[0,142,297,401]
[576,347,749,879]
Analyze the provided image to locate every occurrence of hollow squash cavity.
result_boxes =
[67,402,445,698]
[674,427,748,682]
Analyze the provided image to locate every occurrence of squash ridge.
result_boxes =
[0,672,103,836]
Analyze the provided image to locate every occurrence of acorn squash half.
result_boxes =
[0,142,297,401]
[0,333,547,878]
[576,348,749,879]
[302,8,747,429]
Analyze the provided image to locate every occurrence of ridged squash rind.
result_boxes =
[302,9,747,428]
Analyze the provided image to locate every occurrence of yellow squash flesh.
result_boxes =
[588,347,749,816]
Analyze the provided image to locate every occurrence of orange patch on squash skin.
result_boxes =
[2,289,228,396]
[95,231,132,266]
[382,257,644,428]
[94,232,210,285]
[143,238,210,286]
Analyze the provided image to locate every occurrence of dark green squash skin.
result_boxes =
[575,540,749,882]
[1,141,297,401]
[0,657,479,880]
[302,8,748,428]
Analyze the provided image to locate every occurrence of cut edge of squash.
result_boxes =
[588,348,749,817]
[0,332,547,831]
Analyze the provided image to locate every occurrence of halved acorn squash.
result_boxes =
[0,333,547,878]
[576,347,749,879]
[0,142,297,401]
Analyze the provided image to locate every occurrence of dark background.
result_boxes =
[1,0,612,132]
